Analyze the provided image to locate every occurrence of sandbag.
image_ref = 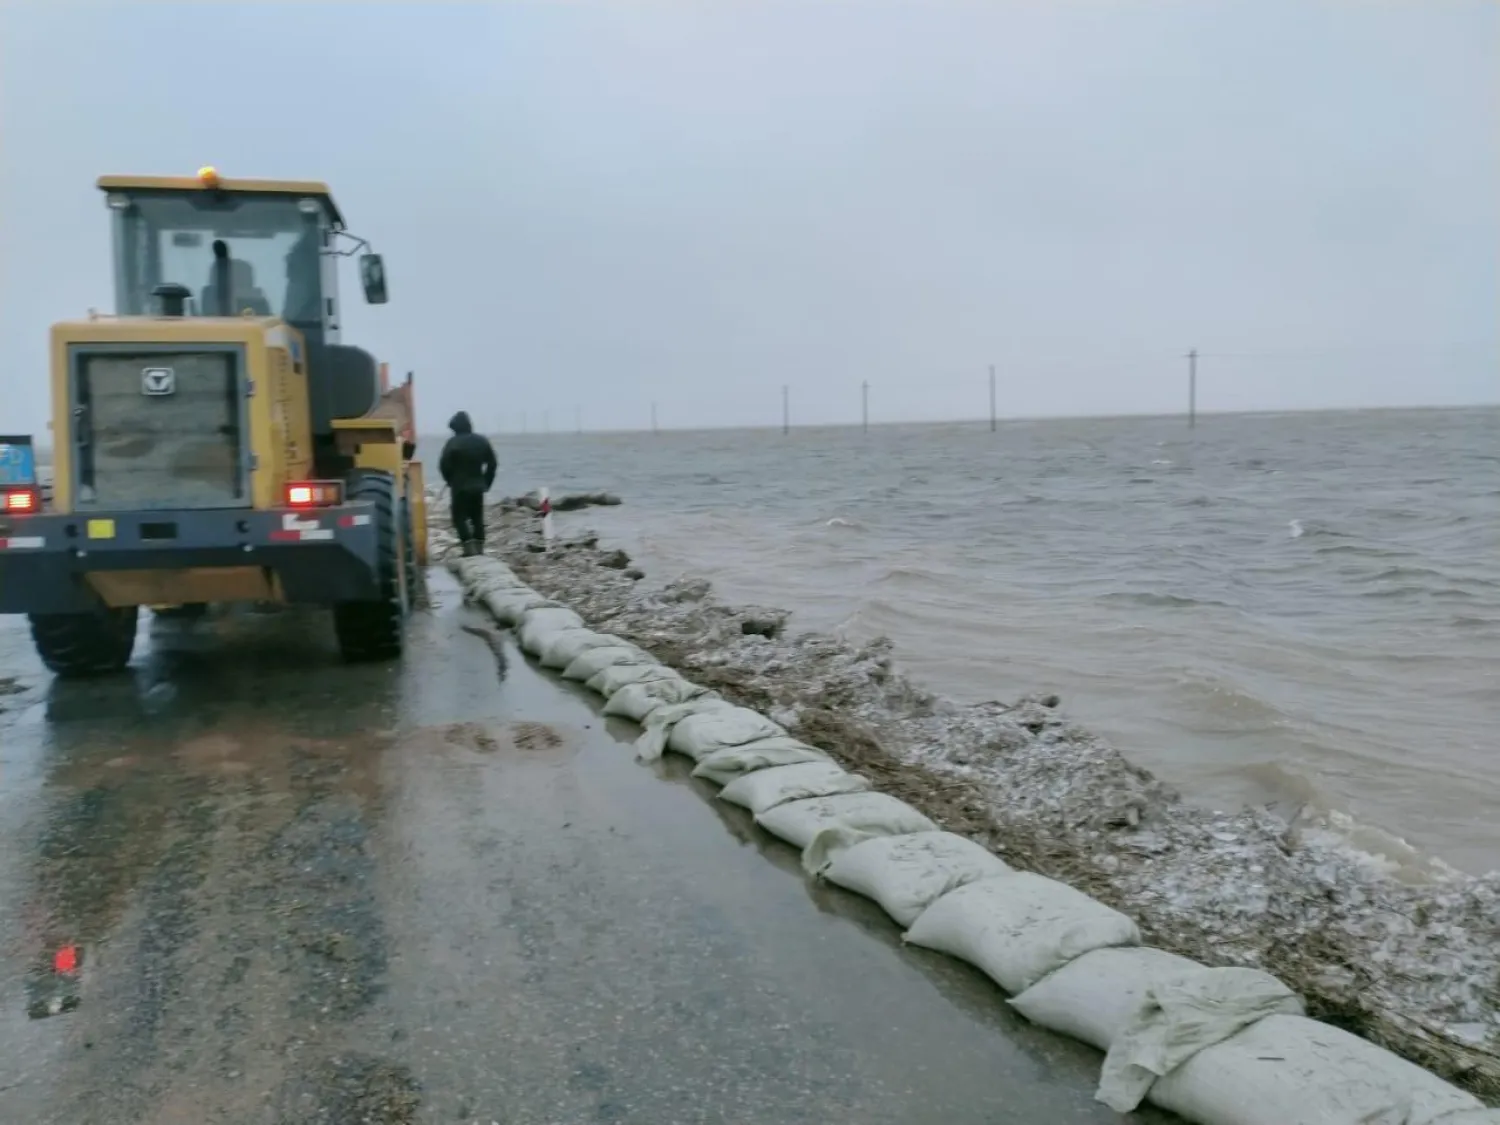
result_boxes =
[690,739,830,787]
[718,761,871,815]
[604,678,717,723]
[482,589,556,626]
[586,662,683,697]
[456,557,522,588]
[667,707,787,762]
[635,698,738,760]
[1097,967,1305,1111]
[562,645,652,684]
[754,792,936,856]
[1008,946,1205,1051]
[819,832,1013,928]
[517,607,585,654]
[537,628,621,671]
[904,872,1141,995]
[1147,1014,1483,1125]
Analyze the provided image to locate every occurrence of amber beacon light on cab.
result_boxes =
[0,167,428,676]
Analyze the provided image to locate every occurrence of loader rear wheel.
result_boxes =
[28,606,139,678]
[333,469,404,663]
[400,495,420,608]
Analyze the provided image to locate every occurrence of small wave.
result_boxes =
[1286,520,1349,540]
[1364,565,1448,584]
[1100,591,1235,610]
[1360,584,1480,602]
[825,517,863,530]
[1218,764,1454,883]
[1314,542,1405,559]
[872,563,961,589]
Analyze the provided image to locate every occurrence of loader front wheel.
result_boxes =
[333,469,404,663]
[28,606,139,678]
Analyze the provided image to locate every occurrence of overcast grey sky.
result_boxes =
[1,1,1495,434]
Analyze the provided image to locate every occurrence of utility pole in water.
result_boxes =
[988,364,997,433]
[861,381,869,434]
[782,385,790,435]
[1187,349,1198,429]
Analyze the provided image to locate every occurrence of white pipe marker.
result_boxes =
[539,487,555,544]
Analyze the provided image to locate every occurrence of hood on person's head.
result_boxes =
[448,411,472,435]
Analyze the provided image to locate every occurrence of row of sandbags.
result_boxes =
[454,556,1495,1125]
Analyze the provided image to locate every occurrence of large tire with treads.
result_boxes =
[399,494,419,608]
[28,606,139,677]
[333,469,404,662]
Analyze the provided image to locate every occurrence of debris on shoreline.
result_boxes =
[434,498,1500,1102]
[500,490,622,513]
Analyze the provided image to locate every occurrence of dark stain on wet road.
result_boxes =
[0,571,1172,1124]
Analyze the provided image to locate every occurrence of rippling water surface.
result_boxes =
[427,408,1500,874]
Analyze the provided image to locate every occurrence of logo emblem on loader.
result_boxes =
[141,367,176,396]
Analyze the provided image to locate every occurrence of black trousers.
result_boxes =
[451,489,485,544]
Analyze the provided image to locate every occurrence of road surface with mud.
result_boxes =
[0,570,1169,1124]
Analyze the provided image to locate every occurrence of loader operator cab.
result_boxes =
[103,173,387,345]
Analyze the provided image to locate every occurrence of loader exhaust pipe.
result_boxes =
[211,238,232,316]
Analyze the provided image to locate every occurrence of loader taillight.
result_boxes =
[285,481,343,508]
[2,487,39,514]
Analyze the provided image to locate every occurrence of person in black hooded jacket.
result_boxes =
[439,411,497,556]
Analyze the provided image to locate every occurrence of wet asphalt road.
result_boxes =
[0,569,1172,1125]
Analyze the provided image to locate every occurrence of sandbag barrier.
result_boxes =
[452,554,1498,1124]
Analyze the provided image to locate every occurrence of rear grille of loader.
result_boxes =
[73,350,247,510]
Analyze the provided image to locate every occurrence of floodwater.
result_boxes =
[0,571,1168,1124]
[435,407,1500,876]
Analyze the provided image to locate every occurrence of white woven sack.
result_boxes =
[667,707,787,762]
[904,872,1141,995]
[820,832,1013,927]
[690,740,830,787]
[1147,1015,1482,1125]
[1008,946,1204,1051]
[561,645,652,683]
[718,761,870,815]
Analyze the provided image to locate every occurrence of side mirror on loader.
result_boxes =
[360,253,389,304]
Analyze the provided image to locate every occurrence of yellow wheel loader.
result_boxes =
[0,168,428,675]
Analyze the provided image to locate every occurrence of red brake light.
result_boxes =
[53,946,79,974]
[2,487,39,513]
[284,481,343,508]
